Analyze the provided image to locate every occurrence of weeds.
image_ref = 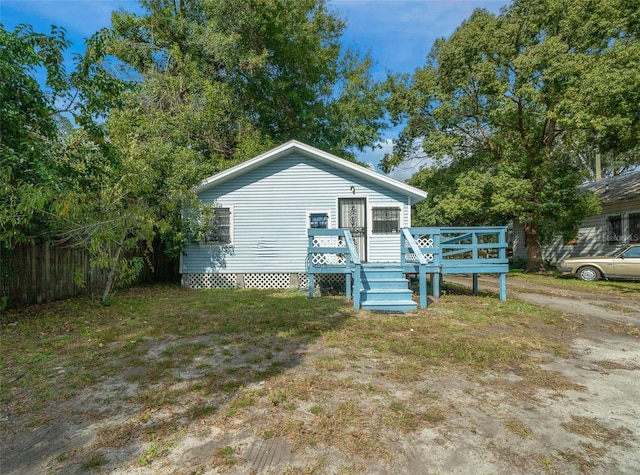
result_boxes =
[1,283,635,474]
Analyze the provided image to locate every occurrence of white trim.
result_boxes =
[194,140,427,203]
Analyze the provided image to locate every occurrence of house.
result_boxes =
[511,170,640,264]
[180,140,428,290]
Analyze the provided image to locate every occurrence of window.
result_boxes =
[622,246,640,258]
[205,207,231,245]
[629,213,640,243]
[607,215,622,243]
[372,207,400,234]
[309,212,329,229]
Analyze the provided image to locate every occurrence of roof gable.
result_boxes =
[194,140,427,203]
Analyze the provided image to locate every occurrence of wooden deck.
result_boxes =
[308,226,509,311]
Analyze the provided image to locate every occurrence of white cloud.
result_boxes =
[387,156,430,182]
[333,0,509,75]
[357,138,428,182]
[358,138,394,167]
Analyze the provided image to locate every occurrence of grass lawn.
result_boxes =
[508,270,640,297]
[1,280,637,473]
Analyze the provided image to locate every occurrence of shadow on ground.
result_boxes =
[1,286,354,474]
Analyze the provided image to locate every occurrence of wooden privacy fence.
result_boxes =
[0,240,179,310]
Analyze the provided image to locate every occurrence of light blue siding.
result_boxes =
[181,153,412,274]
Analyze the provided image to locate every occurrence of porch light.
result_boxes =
[350,186,356,194]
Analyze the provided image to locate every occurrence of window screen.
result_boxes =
[607,215,622,243]
[309,213,329,229]
[629,213,640,243]
[372,207,400,234]
[205,207,231,244]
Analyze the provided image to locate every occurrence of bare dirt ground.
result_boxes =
[2,278,640,474]
[445,274,640,325]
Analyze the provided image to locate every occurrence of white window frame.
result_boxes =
[203,204,234,246]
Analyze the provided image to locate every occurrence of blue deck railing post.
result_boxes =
[419,264,427,309]
[343,230,361,309]
[433,231,441,297]
[308,233,315,299]
[499,227,507,301]
[353,263,361,309]
[401,228,429,309]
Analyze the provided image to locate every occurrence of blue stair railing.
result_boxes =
[400,228,430,309]
[309,226,509,310]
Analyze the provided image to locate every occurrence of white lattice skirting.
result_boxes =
[182,273,237,289]
[243,273,290,289]
[182,273,346,292]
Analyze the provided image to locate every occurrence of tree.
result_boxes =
[384,0,639,271]
[0,23,148,304]
[46,0,389,304]
[0,24,72,246]
[93,0,388,166]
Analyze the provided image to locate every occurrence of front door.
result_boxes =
[339,198,367,262]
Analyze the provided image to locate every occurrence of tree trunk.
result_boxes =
[524,223,546,272]
[101,241,124,306]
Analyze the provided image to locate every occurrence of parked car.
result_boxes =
[558,244,640,281]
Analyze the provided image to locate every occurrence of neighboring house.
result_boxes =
[511,170,640,264]
[181,140,427,289]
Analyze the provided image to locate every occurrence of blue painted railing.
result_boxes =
[401,226,509,302]
[307,229,361,308]
[309,226,509,310]
[400,228,430,309]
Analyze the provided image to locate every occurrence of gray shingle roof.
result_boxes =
[581,170,640,204]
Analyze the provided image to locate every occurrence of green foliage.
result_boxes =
[0,24,71,245]
[1,1,387,305]
[95,0,387,165]
[0,23,130,248]
[387,0,637,270]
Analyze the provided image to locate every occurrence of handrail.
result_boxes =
[342,230,361,308]
[342,230,361,266]
[401,228,428,265]
[401,228,428,309]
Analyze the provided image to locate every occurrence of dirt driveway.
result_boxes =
[445,274,640,324]
[2,280,639,474]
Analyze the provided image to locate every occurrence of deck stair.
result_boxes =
[359,264,416,312]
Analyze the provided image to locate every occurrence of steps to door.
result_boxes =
[359,265,416,312]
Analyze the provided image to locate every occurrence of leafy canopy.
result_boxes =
[385,0,638,270]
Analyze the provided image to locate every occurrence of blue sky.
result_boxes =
[1,0,509,179]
